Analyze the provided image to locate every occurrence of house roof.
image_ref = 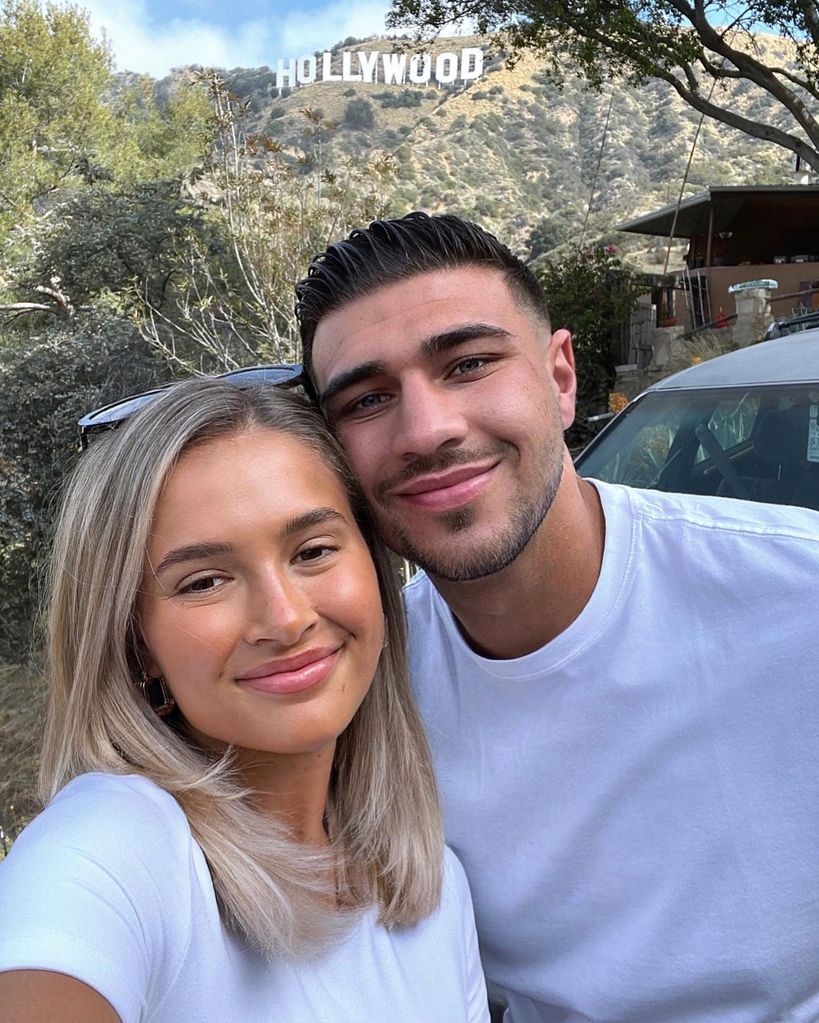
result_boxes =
[617,185,819,238]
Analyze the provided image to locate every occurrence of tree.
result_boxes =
[0,2,213,238]
[0,0,120,231]
[0,316,172,663]
[536,245,640,447]
[142,72,396,371]
[3,182,215,319]
[109,73,216,182]
[388,0,819,172]
[527,216,571,260]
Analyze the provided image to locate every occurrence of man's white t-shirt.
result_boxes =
[0,772,489,1022]
[405,481,819,1023]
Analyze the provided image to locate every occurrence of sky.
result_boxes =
[79,0,404,78]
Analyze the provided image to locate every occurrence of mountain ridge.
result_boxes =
[138,31,806,269]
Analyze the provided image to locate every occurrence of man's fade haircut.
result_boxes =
[296,211,550,380]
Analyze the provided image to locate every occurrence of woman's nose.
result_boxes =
[244,569,319,647]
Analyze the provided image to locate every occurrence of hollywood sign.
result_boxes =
[275,47,485,88]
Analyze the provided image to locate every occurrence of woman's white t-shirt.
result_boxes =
[0,773,488,1022]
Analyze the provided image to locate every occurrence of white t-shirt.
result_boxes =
[405,481,819,1023]
[0,772,489,1023]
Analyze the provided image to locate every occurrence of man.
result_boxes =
[296,212,819,1022]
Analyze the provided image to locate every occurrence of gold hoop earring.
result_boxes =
[138,671,176,717]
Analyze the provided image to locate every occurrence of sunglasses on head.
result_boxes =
[77,364,307,450]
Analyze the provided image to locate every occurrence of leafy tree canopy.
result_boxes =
[4,181,214,319]
[0,0,116,227]
[388,0,819,171]
[0,1,213,236]
[536,245,641,447]
[0,316,172,662]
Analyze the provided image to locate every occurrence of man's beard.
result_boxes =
[375,445,564,583]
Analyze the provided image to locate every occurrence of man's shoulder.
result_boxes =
[595,480,819,546]
[403,568,436,618]
[402,570,455,664]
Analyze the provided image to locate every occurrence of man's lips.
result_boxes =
[391,462,498,511]
[236,647,341,695]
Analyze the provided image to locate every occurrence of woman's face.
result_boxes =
[139,427,384,761]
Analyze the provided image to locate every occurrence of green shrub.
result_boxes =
[343,97,375,129]
[0,663,45,852]
[0,317,173,662]
[536,246,641,448]
[373,89,424,108]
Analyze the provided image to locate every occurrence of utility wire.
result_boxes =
[580,85,616,248]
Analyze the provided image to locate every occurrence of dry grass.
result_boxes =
[682,329,737,366]
[0,662,46,855]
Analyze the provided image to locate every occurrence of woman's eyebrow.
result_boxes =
[154,541,232,576]
[152,510,347,575]
[281,507,348,539]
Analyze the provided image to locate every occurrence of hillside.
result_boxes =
[162,32,804,269]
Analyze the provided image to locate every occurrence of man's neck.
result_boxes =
[430,471,605,660]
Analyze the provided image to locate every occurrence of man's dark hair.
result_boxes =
[295,211,549,380]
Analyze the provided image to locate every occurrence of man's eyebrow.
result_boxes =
[154,541,232,576]
[320,360,386,406]
[421,323,512,359]
[281,507,348,539]
[319,323,512,406]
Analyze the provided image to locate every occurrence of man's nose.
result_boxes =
[244,569,319,647]
[394,377,469,460]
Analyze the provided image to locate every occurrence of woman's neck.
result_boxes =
[235,743,336,846]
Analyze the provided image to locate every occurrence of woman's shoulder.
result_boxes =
[51,771,186,820]
[437,845,479,928]
[0,774,203,1021]
[1,772,199,913]
[0,773,201,963]
[23,771,190,854]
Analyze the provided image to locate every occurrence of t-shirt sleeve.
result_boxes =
[443,847,490,1023]
[0,774,193,1023]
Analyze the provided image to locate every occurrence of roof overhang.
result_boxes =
[617,185,819,238]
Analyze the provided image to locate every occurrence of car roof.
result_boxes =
[649,329,819,391]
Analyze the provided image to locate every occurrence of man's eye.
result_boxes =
[350,392,390,413]
[453,356,486,376]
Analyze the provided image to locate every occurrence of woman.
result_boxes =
[0,379,488,1022]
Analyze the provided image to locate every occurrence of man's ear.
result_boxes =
[547,328,577,429]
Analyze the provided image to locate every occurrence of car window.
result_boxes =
[694,393,760,463]
[575,384,819,511]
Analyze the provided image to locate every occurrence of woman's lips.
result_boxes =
[392,463,497,512]
[236,648,341,695]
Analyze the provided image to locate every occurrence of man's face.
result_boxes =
[310,266,577,581]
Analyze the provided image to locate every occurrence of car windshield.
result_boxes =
[576,384,819,511]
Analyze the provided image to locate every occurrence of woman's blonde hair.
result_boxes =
[41,379,442,958]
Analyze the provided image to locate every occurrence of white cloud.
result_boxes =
[81,0,394,77]
[277,0,393,55]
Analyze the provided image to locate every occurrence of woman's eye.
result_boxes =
[179,575,223,594]
[296,544,337,563]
